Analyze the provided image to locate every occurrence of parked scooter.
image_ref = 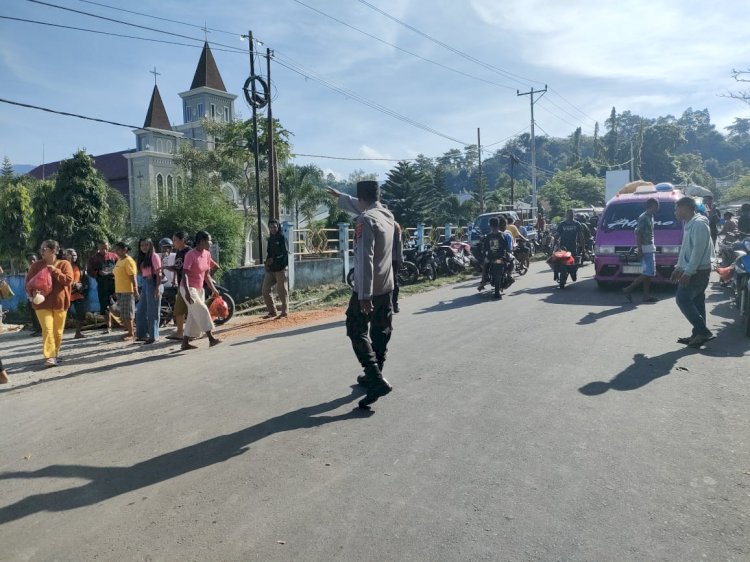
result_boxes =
[403,243,438,281]
[730,240,750,337]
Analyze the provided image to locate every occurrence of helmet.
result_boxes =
[159,237,173,248]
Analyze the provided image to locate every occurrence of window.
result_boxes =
[224,106,229,121]
[166,140,173,153]
[183,105,189,123]
[197,103,204,118]
[167,175,174,204]
[601,202,679,232]
[210,103,216,120]
[156,174,164,208]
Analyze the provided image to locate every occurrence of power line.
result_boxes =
[290,0,516,91]
[0,15,244,53]
[292,153,416,162]
[74,0,240,38]
[356,0,543,87]
[23,0,470,147]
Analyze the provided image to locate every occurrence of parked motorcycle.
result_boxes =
[718,232,742,267]
[730,241,750,337]
[346,260,419,289]
[160,284,235,327]
[435,239,481,275]
[403,244,438,281]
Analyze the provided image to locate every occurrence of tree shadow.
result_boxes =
[578,348,698,396]
[0,387,369,523]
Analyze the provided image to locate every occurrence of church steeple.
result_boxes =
[190,42,227,92]
[143,85,172,130]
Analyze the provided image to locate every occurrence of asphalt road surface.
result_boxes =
[1,263,748,561]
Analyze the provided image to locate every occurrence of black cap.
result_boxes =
[356,180,379,202]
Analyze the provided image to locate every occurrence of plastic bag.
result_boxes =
[0,279,14,299]
[209,295,229,320]
[26,266,53,297]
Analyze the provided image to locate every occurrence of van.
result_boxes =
[594,186,683,286]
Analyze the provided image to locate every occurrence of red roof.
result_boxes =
[27,149,135,202]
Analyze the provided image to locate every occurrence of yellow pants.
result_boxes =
[35,309,67,359]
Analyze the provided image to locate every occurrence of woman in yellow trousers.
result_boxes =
[25,240,73,368]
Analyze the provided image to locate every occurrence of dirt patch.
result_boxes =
[215,307,346,340]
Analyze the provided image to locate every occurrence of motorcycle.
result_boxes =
[436,239,481,275]
[718,232,743,267]
[580,237,595,265]
[485,256,515,298]
[548,249,579,289]
[403,244,438,281]
[537,230,555,257]
[730,241,750,337]
[160,283,235,327]
[513,239,531,276]
[346,260,419,289]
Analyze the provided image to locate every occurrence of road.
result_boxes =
[1,262,748,561]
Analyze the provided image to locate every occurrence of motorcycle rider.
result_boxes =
[554,210,586,282]
[719,211,737,236]
[477,216,514,297]
[738,203,750,235]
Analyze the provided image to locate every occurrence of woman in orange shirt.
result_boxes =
[25,240,73,367]
[65,248,88,339]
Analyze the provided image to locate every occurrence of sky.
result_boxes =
[1,0,749,180]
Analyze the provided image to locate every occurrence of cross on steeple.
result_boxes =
[149,66,161,86]
[201,22,210,41]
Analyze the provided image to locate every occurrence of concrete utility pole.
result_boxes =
[266,47,280,220]
[517,85,547,219]
[476,127,484,213]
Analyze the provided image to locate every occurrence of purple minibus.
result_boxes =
[594,186,683,287]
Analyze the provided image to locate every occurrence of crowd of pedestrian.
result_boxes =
[0,226,251,382]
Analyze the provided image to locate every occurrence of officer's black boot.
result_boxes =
[356,360,384,388]
[358,367,392,409]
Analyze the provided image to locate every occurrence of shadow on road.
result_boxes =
[0,387,370,524]
[414,292,491,314]
[231,320,346,346]
[578,348,699,395]
[0,352,176,395]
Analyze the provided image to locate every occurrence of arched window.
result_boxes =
[167,175,174,204]
[156,174,164,208]
[166,140,173,153]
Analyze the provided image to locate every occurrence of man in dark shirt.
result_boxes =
[87,240,118,333]
[262,220,290,319]
[738,203,750,235]
[555,210,585,282]
[478,217,513,297]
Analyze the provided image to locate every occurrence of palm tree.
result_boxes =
[280,164,327,229]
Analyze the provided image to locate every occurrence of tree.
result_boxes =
[539,169,603,218]
[150,182,244,267]
[1,156,13,189]
[726,117,750,141]
[726,68,750,107]
[722,175,750,203]
[179,117,293,263]
[381,161,439,226]
[46,150,122,255]
[604,107,619,164]
[0,182,32,271]
[639,120,686,181]
[279,164,327,229]
[30,178,55,250]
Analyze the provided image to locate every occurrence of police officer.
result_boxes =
[326,181,395,409]
[391,221,404,313]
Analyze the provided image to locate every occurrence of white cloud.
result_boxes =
[470,0,750,83]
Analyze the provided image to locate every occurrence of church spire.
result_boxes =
[143,84,172,130]
[190,41,227,92]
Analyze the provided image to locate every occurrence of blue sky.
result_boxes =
[1,0,748,180]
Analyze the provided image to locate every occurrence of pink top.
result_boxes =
[182,249,213,289]
[139,253,162,278]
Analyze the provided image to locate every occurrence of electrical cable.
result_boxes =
[0,15,245,53]
[290,0,517,91]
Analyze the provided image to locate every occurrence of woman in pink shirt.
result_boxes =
[180,230,222,350]
[135,238,162,344]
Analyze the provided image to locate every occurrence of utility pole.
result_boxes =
[241,30,265,263]
[508,152,519,207]
[517,85,547,219]
[266,47,279,220]
[476,127,484,213]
